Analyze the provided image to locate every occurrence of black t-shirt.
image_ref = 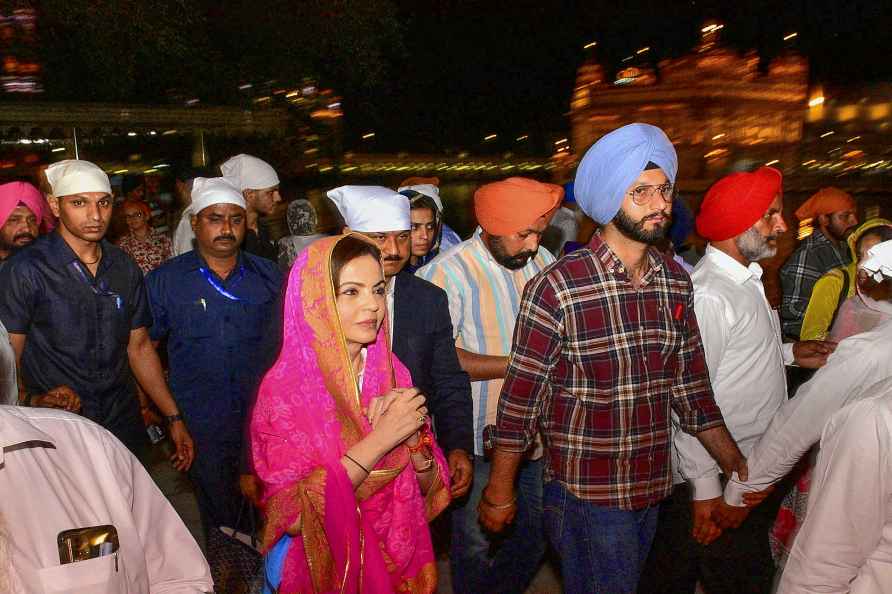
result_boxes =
[0,231,152,450]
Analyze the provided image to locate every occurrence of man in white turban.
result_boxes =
[0,159,195,468]
[146,177,283,540]
[221,153,281,261]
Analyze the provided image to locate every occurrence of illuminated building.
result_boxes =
[571,23,809,188]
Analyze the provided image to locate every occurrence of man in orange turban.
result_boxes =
[780,187,859,338]
[416,176,561,594]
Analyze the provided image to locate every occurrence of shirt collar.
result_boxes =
[704,244,763,284]
[0,407,57,465]
[46,230,116,275]
[588,232,665,283]
[471,226,544,274]
[187,249,248,276]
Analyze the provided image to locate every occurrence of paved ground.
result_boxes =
[147,442,563,593]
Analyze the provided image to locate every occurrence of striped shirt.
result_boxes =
[417,227,555,455]
[494,234,724,509]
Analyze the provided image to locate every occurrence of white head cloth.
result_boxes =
[220,154,279,191]
[190,177,246,214]
[327,185,410,232]
[45,160,111,197]
[397,183,444,212]
[860,239,892,282]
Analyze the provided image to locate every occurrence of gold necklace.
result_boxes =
[80,247,102,265]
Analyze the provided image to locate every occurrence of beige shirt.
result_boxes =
[0,406,212,593]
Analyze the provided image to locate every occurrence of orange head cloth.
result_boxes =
[794,187,856,221]
[474,177,564,236]
[398,176,439,188]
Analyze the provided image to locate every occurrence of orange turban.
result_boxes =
[398,176,439,188]
[795,187,856,221]
[474,177,563,235]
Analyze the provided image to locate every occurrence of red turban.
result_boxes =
[696,167,782,242]
[794,187,855,221]
[474,177,563,235]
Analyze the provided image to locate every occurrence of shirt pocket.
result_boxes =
[182,302,215,340]
[38,553,127,594]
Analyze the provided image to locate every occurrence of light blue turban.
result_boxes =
[574,123,678,224]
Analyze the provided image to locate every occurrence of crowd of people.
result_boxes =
[0,120,890,594]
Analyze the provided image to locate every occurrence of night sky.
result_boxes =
[368,0,891,153]
[22,1,892,154]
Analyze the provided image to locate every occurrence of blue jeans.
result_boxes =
[450,456,546,594]
[544,480,658,594]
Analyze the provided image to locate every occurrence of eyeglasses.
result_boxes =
[124,212,145,220]
[627,183,676,206]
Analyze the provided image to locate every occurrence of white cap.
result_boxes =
[45,160,111,197]
[190,177,246,214]
[398,183,444,212]
[860,239,892,282]
[220,154,279,191]
[327,185,410,232]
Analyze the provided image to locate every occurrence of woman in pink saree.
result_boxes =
[250,234,451,593]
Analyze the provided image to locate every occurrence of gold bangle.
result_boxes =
[481,492,517,510]
[344,454,370,474]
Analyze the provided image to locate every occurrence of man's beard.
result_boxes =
[0,233,34,257]
[735,226,777,262]
[612,207,670,245]
[489,236,536,270]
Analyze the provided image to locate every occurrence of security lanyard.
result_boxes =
[71,261,123,310]
[199,266,246,302]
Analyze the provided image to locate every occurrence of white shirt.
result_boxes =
[778,384,892,594]
[674,245,792,499]
[725,316,892,506]
[0,320,16,405]
[0,406,212,593]
[172,207,195,256]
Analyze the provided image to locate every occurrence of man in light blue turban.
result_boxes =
[482,122,744,594]
[574,122,678,226]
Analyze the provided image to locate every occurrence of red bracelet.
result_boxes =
[406,431,432,454]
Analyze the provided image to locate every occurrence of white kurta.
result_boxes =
[778,385,892,594]
[0,406,212,593]
[724,317,892,506]
[674,245,792,499]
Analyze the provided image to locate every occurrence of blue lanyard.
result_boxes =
[199,266,246,302]
[70,261,123,309]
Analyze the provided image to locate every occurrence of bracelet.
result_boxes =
[406,431,432,454]
[164,413,184,425]
[344,454,370,474]
[481,492,517,510]
[413,455,435,473]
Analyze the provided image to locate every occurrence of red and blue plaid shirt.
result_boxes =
[494,234,724,509]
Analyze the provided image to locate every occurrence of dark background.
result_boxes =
[18,1,892,153]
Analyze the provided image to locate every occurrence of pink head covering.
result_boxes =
[250,234,450,593]
[0,181,54,232]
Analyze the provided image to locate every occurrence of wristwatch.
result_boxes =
[164,413,184,425]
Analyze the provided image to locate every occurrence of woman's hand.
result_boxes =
[369,388,428,452]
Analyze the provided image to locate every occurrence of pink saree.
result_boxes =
[250,235,451,593]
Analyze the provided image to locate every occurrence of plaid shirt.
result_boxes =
[494,234,724,509]
[779,230,849,339]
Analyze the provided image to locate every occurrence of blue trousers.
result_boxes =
[450,456,546,594]
[544,480,658,594]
